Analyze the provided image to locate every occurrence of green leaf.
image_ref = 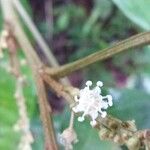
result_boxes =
[0,67,19,149]
[109,88,150,129]
[0,61,40,149]
[0,127,20,150]
[74,121,120,150]
[112,0,150,30]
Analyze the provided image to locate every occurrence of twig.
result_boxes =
[69,111,75,129]
[45,32,150,78]
[35,74,58,150]
[12,0,70,85]
[12,0,58,66]
[42,74,74,105]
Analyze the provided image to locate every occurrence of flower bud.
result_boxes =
[59,128,78,150]
[126,137,140,150]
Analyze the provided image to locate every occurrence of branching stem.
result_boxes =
[46,32,150,78]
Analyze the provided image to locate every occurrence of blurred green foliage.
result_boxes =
[0,67,19,150]
[0,0,150,150]
[112,0,150,30]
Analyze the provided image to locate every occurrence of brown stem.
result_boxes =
[12,0,70,85]
[35,75,58,150]
[42,74,74,105]
[5,24,34,149]
[46,32,150,78]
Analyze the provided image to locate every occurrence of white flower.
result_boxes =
[72,80,113,126]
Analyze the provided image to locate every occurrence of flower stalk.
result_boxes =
[45,32,150,78]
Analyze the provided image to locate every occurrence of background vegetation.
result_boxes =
[0,0,150,149]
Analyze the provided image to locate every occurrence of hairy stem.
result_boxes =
[42,74,73,104]
[46,32,150,78]
[35,75,58,150]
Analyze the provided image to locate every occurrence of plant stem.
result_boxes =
[69,111,75,129]
[46,32,150,78]
[42,74,74,104]
[12,0,70,85]
[35,75,58,150]
[12,0,58,67]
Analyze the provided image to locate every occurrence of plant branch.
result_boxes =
[12,0,58,67]
[35,74,58,150]
[42,74,74,105]
[12,0,70,85]
[46,32,150,78]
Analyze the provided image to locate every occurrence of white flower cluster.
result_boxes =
[72,80,113,126]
